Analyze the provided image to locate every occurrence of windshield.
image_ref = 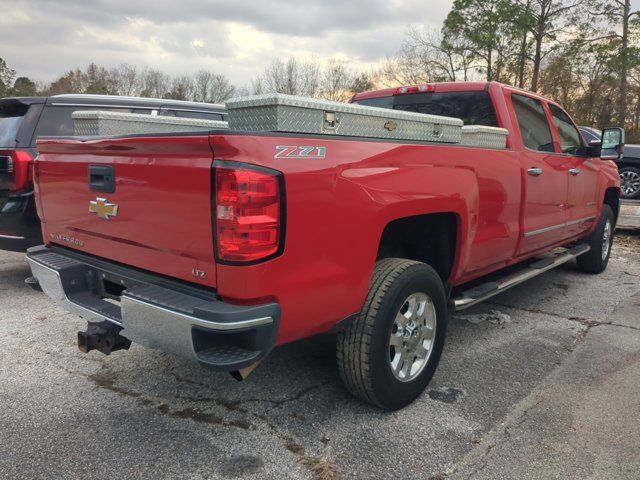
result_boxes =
[353,91,498,127]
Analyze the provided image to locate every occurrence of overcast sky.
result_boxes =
[0,0,453,86]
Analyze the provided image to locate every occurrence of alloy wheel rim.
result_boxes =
[602,219,612,262]
[620,171,640,196]
[389,292,437,382]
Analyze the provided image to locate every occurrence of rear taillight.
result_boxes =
[0,150,34,192]
[214,162,284,264]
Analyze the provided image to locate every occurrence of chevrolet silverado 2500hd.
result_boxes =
[26,82,623,410]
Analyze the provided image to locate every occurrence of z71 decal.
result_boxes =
[274,146,326,159]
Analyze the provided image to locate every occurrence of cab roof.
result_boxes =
[352,82,490,102]
[1,94,225,111]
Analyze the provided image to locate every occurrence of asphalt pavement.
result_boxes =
[1,233,639,479]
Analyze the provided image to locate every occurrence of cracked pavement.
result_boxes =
[1,233,639,479]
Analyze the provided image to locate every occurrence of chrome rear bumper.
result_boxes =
[27,246,280,370]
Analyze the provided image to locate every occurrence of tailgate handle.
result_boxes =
[88,165,115,193]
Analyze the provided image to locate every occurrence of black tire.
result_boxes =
[576,205,615,274]
[619,166,640,200]
[336,258,447,410]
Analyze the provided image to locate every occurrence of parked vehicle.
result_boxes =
[579,126,640,200]
[0,94,226,251]
[26,82,622,410]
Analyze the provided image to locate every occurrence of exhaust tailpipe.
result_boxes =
[230,362,261,381]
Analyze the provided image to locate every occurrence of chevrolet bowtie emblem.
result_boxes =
[89,197,118,220]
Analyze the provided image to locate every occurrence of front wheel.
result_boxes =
[336,258,447,410]
[576,205,615,274]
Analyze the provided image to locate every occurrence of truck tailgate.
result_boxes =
[35,135,217,288]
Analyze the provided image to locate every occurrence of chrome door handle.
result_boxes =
[569,168,580,176]
[527,167,543,176]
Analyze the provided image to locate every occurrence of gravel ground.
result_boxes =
[1,233,639,479]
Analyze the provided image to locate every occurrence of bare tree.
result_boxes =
[193,70,213,102]
[382,27,477,86]
[300,59,321,97]
[321,59,354,101]
[258,57,322,97]
[84,63,115,94]
[250,77,265,95]
[166,75,194,101]
[140,68,169,98]
[193,70,234,103]
[208,74,235,103]
[263,58,297,94]
[351,72,375,94]
[111,64,142,96]
[45,68,87,95]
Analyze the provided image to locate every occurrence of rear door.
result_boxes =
[547,104,599,237]
[509,92,570,256]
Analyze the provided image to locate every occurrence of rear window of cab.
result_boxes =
[352,91,498,127]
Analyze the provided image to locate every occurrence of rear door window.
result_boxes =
[31,106,134,143]
[0,101,30,148]
[511,94,555,152]
[549,104,582,154]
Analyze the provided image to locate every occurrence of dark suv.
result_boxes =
[0,94,227,251]
[580,126,640,200]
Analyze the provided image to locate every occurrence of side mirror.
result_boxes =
[600,127,625,160]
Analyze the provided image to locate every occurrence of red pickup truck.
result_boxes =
[26,82,623,410]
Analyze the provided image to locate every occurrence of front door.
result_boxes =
[547,103,599,238]
[510,93,571,256]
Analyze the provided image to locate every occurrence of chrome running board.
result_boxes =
[452,244,590,311]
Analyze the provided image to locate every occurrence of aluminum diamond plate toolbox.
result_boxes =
[73,110,228,136]
[460,125,509,149]
[226,94,463,143]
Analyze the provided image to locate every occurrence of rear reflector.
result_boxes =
[214,162,284,264]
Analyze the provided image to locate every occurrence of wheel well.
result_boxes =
[616,161,640,170]
[604,187,620,224]
[377,213,458,281]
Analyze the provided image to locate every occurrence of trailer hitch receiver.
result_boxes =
[78,321,131,355]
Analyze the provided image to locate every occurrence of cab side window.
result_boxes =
[549,104,582,155]
[511,94,555,153]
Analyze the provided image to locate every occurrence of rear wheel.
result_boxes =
[619,166,640,199]
[336,258,447,410]
[576,205,615,274]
